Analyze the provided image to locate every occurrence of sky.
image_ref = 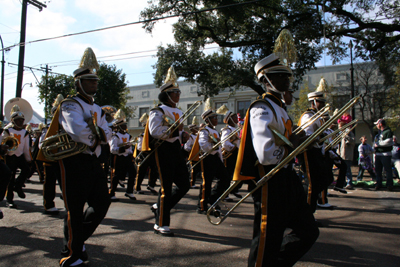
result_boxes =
[1,0,180,118]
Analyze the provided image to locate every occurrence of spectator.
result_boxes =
[391,135,400,179]
[356,136,376,181]
[338,111,352,125]
[338,121,356,189]
[373,119,394,191]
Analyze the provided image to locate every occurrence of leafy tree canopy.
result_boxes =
[141,0,399,97]
[38,63,134,121]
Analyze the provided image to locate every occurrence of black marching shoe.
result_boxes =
[14,186,26,199]
[6,201,17,209]
[333,186,347,194]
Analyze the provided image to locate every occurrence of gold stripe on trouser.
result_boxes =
[154,150,164,226]
[256,164,268,267]
[303,152,312,205]
[59,160,73,264]
[109,155,117,194]
[200,160,206,211]
[190,164,194,186]
[134,164,140,191]
[321,190,326,204]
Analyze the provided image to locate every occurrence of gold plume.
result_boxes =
[139,113,149,124]
[192,116,199,125]
[10,105,21,116]
[204,98,213,112]
[164,66,178,87]
[52,94,64,108]
[273,29,297,66]
[113,109,126,121]
[25,124,33,132]
[38,123,45,132]
[316,77,328,92]
[216,104,229,115]
[79,47,100,73]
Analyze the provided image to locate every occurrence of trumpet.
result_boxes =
[189,126,242,171]
[136,100,202,166]
[207,94,361,225]
[1,136,19,152]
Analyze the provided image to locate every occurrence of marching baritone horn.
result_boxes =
[207,94,362,225]
[41,132,88,161]
[1,136,19,152]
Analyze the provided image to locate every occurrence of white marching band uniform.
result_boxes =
[199,126,222,161]
[221,125,240,152]
[149,104,183,143]
[109,132,133,156]
[0,128,32,162]
[250,99,292,165]
[59,98,111,156]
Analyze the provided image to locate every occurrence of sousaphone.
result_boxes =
[4,97,33,122]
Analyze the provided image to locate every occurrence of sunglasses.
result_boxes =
[169,89,181,94]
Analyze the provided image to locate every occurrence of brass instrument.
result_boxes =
[118,139,138,148]
[319,119,358,144]
[324,123,358,151]
[135,100,202,166]
[41,132,88,161]
[189,126,242,171]
[221,127,242,160]
[4,97,33,123]
[292,104,330,135]
[1,136,19,152]
[207,94,361,225]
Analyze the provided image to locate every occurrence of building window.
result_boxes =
[139,107,149,125]
[187,103,201,126]
[336,73,347,81]
[237,100,251,121]
[215,102,228,124]
[142,91,149,98]
[190,86,198,93]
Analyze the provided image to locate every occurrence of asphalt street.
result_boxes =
[0,171,399,267]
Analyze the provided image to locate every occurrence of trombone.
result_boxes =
[207,94,361,225]
[292,104,330,135]
[136,100,202,166]
[319,119,358,144]
[324,123,358,151]
[188,126,241,171]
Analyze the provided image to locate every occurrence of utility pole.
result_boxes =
[15,0,47,98]
[0,35,5,121]
[349,40,355,120]
[41,64,51,124]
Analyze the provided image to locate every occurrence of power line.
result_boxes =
[1,0,263,51]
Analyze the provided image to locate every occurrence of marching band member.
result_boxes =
[196,99,230,214]
[184,117,200,188]
[38,48,112,267]
[0,105,32,208]
[99,105,116,180]
[234,49,318,266]
[298,85,332,214]
[0,121,12,219]
[134,113,158,195]
[144,66,190,236]
[219,107,242,199]
[108,109,137,201]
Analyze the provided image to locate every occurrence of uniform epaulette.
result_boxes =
[150,106,165,114]
[112,132,119,139]
[250,98,278,121]
[24,130,29,137]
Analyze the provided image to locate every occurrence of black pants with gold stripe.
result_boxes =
[59,153,110,265]
[197,153,230,211]
[43,162,61,210]
[135,153,158,191]
[248,166,319,267]
[154,140,190,227]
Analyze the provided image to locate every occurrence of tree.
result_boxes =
[38,63,135,121]
[334,62,399,139]
[37,74,75,120]
[95,63,134,119]
[140,0,399,97]
[288,83,311,124]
